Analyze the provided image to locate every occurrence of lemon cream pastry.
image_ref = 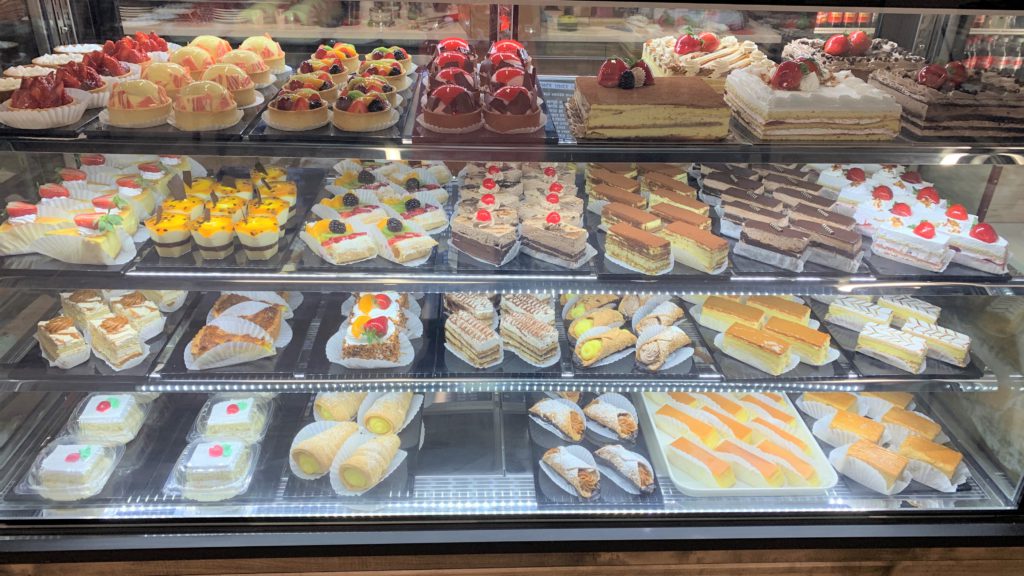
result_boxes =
[877,295,940,327]
[900,317,971,367]
[0,201,70,256]
[109,291,163,338]
[76,393,146,442]
[247,198,290,226]
[292,421,359,478]
[333,91,394,132]
[699,296,765,332]
[190,216,235,260]
[825,296,894,331]
[36,316,89,368]
[219,181,254,201]
[668,435,735,488]
[61,289,110,328]
[565,294,620,321]
[37,443,116,500]
[746,296,810,325]
[188,35,232,61]
[362,391,414,435]
[655,403,723,449]
[568,308,625,342]
[882,407,942,442]
[87,314,144,368]
[202,63,256,107]
[239,34,286,74]
[542,446,601,499]
[234,216,281,261]
[106,79,172,128]
[860,391,915,417]
[206,196,247,222]
[758,439,818,486]
[170,46,214,80]
[315,392,367,422]
[338,433,401,492]
[897,435,964,484]
[763,316,831,366]
[574,327,637,368]
[715,439,784,487]
[721,323,793,376]
[162,196,204,220]
[172,81,239,131]
[141,62,192,99]
[740,394,798,430]
[145,213,192,257]
[856,322,928,373]
[312,42,359,72]
[642,32,767,91]
[701,404,753,442]
[265,88,328,131]
[43,212,124,263]
[184,177,216,201]
[843,439,909,492]
[700,392,750,422]
[219,49,271,86]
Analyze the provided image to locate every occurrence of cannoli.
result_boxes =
[291,422,358,477]
[594,444,655,493]
[542,446,600,499]
[617,294,657,318]
[568,308,624,341]
[584,398,638,441]
[337,433,401,491]
[363,391,414,435]
[566,294,620,320]
[574,328,637,367]
[315,392,367,422]
[557,391,581,404]
[636,328,691,371]
[529,398,585,441]
[636,301,685,333]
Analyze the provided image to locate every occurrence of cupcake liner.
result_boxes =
[880,411,950,448]
[332,108,400,133]
[289,421,348,480]
[635,325,695,373]
[0,88,88,129]
[184,316,275,370]
[81,165,123,187]
[63,180,99,200]
[483,111,546,135]
[84,85,112,109]
[905,458,970,493]
[538,444,599,501]
[327,329,415,369]
[585,392,638,442]
[529,398,586,443]
[603,250,674,276]
[167,109,243,132]
[329,430,407,496]
[416,113,484,134]
[795,395,867,421]
[573,325,635,368]
[29,227,137,265]
[859,395,917,420]
[92,340,151,372]
[829,443,911,496]
[356,392,424,435]
[35,333,91,369]
[0,221,69,256]
[262,110,330,132]
[220,290,296,318]
[147,51,169,63]
[98,108,170,129]
[812,411,892,448]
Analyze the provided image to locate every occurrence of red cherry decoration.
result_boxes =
[970,222,999,243]
[891,202,912,217]
[476,209,492,222]
[546,212,561,224]
[481,193,496,205]
[549,182,563,193]
[916,64,948,89]
[913,221,936,239]
[65,452,81,463]
[544,167,556,177]
[946,204,968,220]
[96,400,111,412]
[209,444,224,457]
[872,185,893,201]
[846,167,866,183]
[226,403,240,415]
[482,178,496,190]
[487,165,500,175]
[916,186,940,205]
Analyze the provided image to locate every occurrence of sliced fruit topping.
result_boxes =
[362,316,389,341]
[39,183,70,198]
[913,221,936,239]
[891,202,912,217]
[769,61,803,91]
[357,169,375,184]
[823,34,850,56]
[60,168,86,182]
[916,64,948,89]
[697,32,720,52]
[946,204,968,220]
[5,201,37,218]
[374,293,392,310]
[901,171,923,184]
[970,222,998,243]
[944,61,968,87]
[674,32,701,55]
[74,212,103,229]
[351,315,369,338]
[92,193,121,210]
[872,185,893,201]
[328,219,347,234]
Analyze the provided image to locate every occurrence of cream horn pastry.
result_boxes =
[636,301,685,333]
[584,398,639,441]
[574,328,637,367]
[568,308,624,341]
[338,433,401,491]
[594,444,655,493]
[315,392,367,422]
[362,391,414,435]
[542,446,600,499]
[636,328,691,371]
[529,398,585,441]
[291,421,358,477]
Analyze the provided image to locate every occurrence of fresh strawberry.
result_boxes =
[891,202,912,217]
[847,31,871,56]
[631,59,655,86]
[769,61,803,91]
[92,193,117,210]
[5,201,37,218]
[946,204,968,219]
[597,58,629,88]
[80,153,105,166]
[374,293,392,309]
[901,171,923,184]
[362,316,389,340]
[74,212,103,229]
[970,222,998,243]
[913,221,936,239]
[117,176,141,188]
[137,162,161,174]
[60,168,86,182]
[872,185,893,201]
[347,99,369,114]
[39,183,70,198]
[846,167,866,183]
[823,34,850,56]
[698,32,720,52]
[916,186,940,205]
[944,61,968,86]
[916,64,948,89]
[674,33,701,55]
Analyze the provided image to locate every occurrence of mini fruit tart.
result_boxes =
[367,46,413,73]
[265,88,329,131]
[483,86,542,134]
[332,91,395,132]
[342,76,398,106]
[357,60,410,91]
[298,58,347,85]
[283,71,337,102]
[313,42,360,73]
[420,84,483,133]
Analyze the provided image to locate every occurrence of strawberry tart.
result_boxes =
[0,74,87,129]
[54,62,108,108]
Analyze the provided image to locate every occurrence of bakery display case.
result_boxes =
[3,0,1024,569]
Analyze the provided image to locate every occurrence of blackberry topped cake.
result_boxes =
[869,61,1024,139]
[783,34,924,81]
[568,58,729,141]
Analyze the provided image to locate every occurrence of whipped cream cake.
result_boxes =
[782,37,924,80]
[725,61,901,141]
[642,34,768,91]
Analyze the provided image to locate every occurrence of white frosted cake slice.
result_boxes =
[825,296,893,331]
[184,440,250,491]
[856,322,928,373]
[38,444,114,497]
[878,295,940,327]
[947,223,1010,275]
[641,35,768,91]
[901,318,971,367]
[203,397,266,441]
[77,394,146,442]
[871,220,953,272]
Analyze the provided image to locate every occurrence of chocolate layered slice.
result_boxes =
[763,173,824,195]
[589,162,638,178]
[521,217,589,263]
[586,166,640,194]
[601,202,662,231]
[773,186,837,211]
[650,189,708,216]
[643,171,697,199]
[649,202,712,230]
[788,204,856,231]
[752,164,819,182]
[640,163,687,179]
[722,198,789,228]
[702,172,764,197]
[700,164,761,181]
[450,213,518,265]
[722,189,784,212]
[789,218,862,258]
[740,220,810,258]
[589,183,646,208]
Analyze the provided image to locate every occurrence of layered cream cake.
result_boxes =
[642,35,768,92]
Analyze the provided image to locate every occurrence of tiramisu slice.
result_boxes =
[443,293,495,324]
[601,202,662,232]
[451,210,518,266]
[588,183,646,211]
[649,202,712,230]
[500,311,559,366]
[585,166,639,195]
[642,171,696,199]
[605,222,671,275]
[501,293,555,326]
[445,310,502,368]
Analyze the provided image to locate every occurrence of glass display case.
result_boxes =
[2,0,1024,566]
